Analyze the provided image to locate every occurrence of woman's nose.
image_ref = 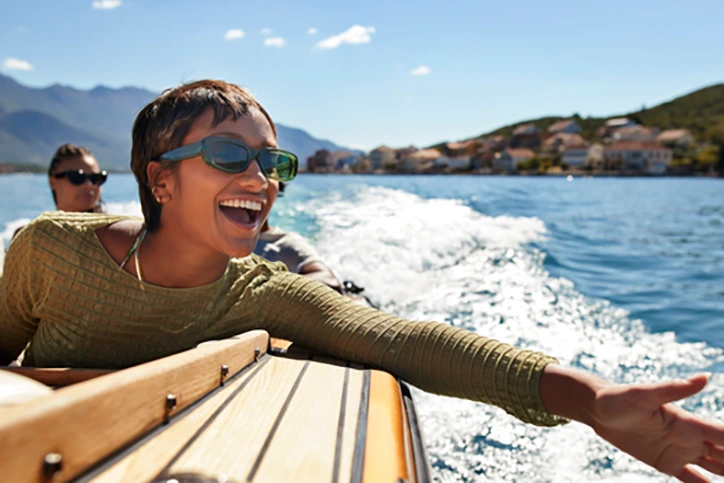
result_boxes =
[235,159,268,190]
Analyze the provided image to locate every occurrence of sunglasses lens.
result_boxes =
[208,139,251,172]
[66,171,87,185]
[259,151,298,181]
[89,172,108,186]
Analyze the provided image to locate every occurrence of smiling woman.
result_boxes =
[1,80,724,482]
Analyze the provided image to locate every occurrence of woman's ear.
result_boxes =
[48,175,59,191]
[147,162,175,204]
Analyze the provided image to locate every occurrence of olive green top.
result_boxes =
[0,212,566,426]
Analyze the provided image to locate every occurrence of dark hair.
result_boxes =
[48,144,104,213]
[278,181,286,196]
[131,79,277,232]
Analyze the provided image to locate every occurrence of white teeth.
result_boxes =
[219,199,262,211]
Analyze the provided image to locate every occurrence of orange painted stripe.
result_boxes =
[362,370,410,483]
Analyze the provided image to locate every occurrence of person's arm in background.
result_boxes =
[299,261,343,294]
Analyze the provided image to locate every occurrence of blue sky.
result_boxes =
[2,0,724,150]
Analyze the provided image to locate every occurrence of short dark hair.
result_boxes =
[130,79,277,232]
[48,144,93,175]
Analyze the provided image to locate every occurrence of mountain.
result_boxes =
[0,74,352,170]
[466,83,724,142]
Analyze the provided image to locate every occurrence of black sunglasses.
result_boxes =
[53,169,108,186]
[159,136,298,182]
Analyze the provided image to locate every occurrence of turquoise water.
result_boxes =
[2,174,724,482]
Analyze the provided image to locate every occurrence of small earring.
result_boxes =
[156,197,162,204]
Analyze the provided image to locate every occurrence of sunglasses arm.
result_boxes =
[158,142,204,163]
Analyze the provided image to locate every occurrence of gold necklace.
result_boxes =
[133,228,147,282]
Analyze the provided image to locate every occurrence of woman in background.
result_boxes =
[11,144,107,242]
[254,181,344,293]
[47,143,107,213]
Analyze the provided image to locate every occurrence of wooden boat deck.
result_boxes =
[0,331,430,483]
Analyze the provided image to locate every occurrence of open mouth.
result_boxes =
[218,199,263,227]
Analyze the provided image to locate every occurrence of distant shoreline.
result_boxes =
[1,165,719,178]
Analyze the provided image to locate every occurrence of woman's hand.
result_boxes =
[592,374,724,482]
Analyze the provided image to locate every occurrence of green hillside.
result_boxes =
[478,83,724,141]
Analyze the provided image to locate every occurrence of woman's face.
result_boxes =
[49,155,103,212]
[158,108,280,259]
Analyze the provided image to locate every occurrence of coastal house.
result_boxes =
[335,153,360,172]
[480,135,508,151]
[543,133,587,153]
[604,142,673,174]
[597,117,637,139]
[611,125,660,143]
[306,149,331,173]
[493,148,535,172]
[511,124,541,149]
[442,140,479,158]
[369,146,397,170]
[561,145,590,167]
[400,148,442,173]
[547,119,582,134]
[438,156,471,172]
[585,144,605,169]
[306,149,357,173]
[656,129,694,149]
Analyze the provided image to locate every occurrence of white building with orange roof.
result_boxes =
[604,142,672,174]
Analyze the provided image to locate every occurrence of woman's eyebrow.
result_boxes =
[214,132,277,148]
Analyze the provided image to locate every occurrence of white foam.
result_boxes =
[295,185,724,482]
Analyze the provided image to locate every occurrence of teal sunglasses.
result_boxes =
[159,136,298,182]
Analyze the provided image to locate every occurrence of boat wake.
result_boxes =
[291,185,724,483]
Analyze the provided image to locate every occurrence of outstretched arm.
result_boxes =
[540,365,724,482]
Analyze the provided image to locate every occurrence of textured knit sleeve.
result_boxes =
[0,223,42,365]
[251,271,567,427]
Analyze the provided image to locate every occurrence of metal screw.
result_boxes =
[43,453,62,478]
[220,364,229,386]
[254,347,260,361]
[166,394,177,410]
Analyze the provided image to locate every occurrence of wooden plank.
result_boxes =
[160,356,309,480]
[0,367,113,387]
[251,360,352,482]
[0,330,269,483]
[362,371,410,483]
[335,367,364,483]
[85,358,271,483]
[86,357,369,483]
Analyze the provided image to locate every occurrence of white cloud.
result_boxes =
[91,0,122,9]
[224,29,245,41]
[2,57,34,71]
[410,65,431,76]
[261,28,272,36]
[264,37,286,47]
[308,27,318,35]
[317,25,374,49]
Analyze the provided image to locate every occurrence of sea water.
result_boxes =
[2,174,723,482]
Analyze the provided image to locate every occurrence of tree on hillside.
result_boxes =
[705,125,724,173]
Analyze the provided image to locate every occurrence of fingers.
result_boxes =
[697,456,724,476]
[646,375,709,406]
[702,423,724,447]
[677,465,709,483]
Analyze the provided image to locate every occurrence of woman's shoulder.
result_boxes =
[23,211,133,234]
[230,253,289,274]
[10,212,134,253]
